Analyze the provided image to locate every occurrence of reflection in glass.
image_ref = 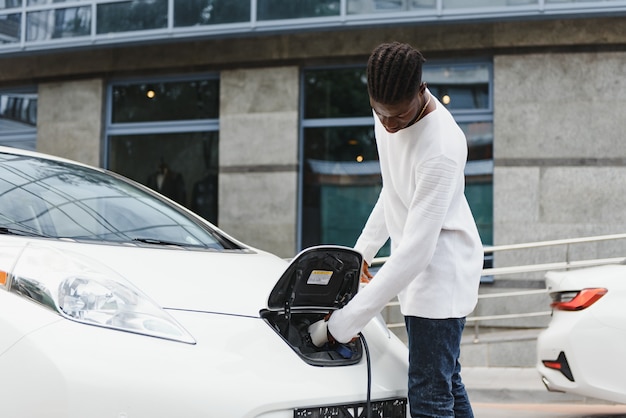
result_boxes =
[111,78,219,123]
[174,0,250,26]
[0,151,232,248]
[302,126,387,252]
[304,68,370,119]
[304,126,378,163]
[27,0,83,5]
[97,0,167,34]
[26,7,90,41]
[348,0,435,14]
[458,121,493,246]
[466,180,493,246]
[459,121,493,162]
[108,132,219,225]
[0,0,21,10]
[0,92,37,127]
[442,0,536,8]
[257,0,340,20]
[0,91,37,150]
[0,13,21,43]
[424,64,490,110]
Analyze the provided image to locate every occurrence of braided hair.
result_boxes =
[367,42,426,104]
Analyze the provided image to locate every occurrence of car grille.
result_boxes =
[294,397,407,417]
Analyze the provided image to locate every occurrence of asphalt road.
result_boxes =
[473,402,626,418]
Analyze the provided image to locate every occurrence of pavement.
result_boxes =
[463,367,610,405]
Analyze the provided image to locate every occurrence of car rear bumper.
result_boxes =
[537,316,626,404]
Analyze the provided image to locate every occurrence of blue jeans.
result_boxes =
[404,316,473,418]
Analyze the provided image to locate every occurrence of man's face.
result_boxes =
[369,84,426,134]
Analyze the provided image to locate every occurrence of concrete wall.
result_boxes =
[36,79,104,167]
[3,17,625,84]
[494,52,626,270]
[219,67,299,257]
[468,51,626,329]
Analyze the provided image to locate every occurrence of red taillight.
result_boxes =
[550,288,607,311]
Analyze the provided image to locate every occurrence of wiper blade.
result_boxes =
[132,237,188,247]
[0,226,49,238]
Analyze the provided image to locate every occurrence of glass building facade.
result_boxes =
[2,0,625,54]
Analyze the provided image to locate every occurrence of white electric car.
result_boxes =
[537,264,626,404]
[0,146,409,418]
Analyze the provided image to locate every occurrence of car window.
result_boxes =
[0,152,240,250]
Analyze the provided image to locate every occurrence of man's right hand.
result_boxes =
[361,261,373,283]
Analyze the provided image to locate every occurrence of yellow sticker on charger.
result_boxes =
[307,270,332,285]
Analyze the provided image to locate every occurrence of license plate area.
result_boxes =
[294,397,407,417]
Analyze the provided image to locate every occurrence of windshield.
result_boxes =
[0,152,240,250]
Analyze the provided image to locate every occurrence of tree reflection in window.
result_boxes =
[174,0,250,26]
[97,0,167,34]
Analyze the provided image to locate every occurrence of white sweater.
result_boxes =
[328,93,484,343]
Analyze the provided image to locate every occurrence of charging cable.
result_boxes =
[309,320,373,417]
[359,333,372,418]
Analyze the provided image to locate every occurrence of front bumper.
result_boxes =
[0,308,408,418]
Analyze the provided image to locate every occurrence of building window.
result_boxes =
[106,76,220,225]
[300,67,386,253]
[173,0,340,26]
[97,0,168,35]
[300,61,493,254]
[257,0,340,20]
[347,0,436,13]
[0,88,37,150]
[26,6,91,41]
[442,0,536,9]
[174,0,251,26]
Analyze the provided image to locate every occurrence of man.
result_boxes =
[312,42,484,417]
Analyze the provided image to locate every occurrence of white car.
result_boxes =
[0,146,409,418]
[536,264,626,404]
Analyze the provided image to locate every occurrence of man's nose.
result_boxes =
[381,116,398,130]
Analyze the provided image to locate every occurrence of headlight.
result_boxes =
[6,244,195,344]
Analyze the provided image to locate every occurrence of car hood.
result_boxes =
[2,238,290,317]
[1,239,364,318]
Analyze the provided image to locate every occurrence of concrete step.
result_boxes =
[460,327,543,367]
[389,326,543,368]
